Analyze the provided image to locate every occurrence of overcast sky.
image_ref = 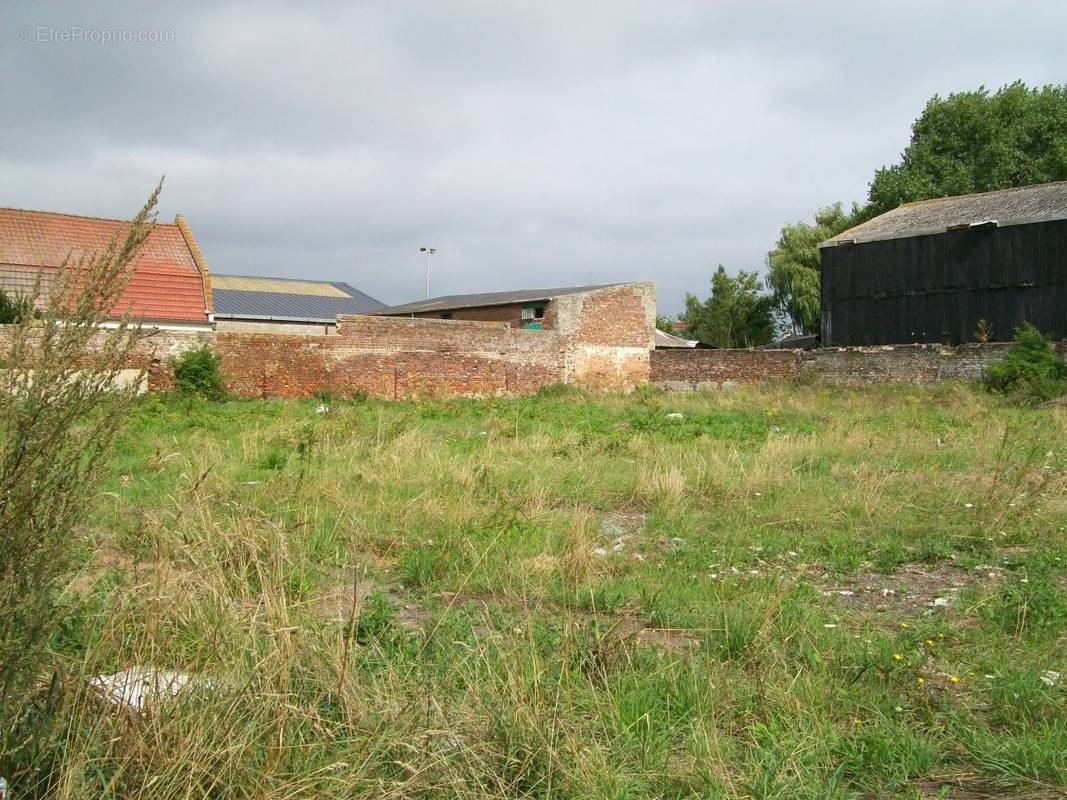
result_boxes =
[3,2,1065,312]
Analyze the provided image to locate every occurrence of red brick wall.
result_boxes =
[570,285,655,348]
[214,315,563,399]
[559,283,657,390]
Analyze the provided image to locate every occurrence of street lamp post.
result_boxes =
[419,246,436,299]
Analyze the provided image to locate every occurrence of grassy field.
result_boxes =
[32,383,1067,798]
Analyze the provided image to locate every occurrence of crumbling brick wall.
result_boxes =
[555,282,657,391]
[650,349,802,390]
[810,344,1018,383]
[0,324,211,393]
[214,315,563,399]
[651,342,1067,389]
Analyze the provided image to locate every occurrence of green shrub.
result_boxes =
[984,324,1066,403]
[0,288,35,324]
[172,345,226,400]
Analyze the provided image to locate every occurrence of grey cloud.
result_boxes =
[2,1,1065,310]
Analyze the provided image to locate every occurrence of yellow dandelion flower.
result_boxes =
[925,639,934,646]
[893,653,903,661]
[949,676,959,684]
[917,677,925,686]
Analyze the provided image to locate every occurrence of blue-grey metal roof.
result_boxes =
[376,284,619,315]
[211,274,386,322]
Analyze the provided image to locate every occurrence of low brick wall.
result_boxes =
[215,315,563,399]
[811,343,1016,384]
[651,342,1067,390]
[650,348,802,390]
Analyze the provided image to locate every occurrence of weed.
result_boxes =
[984,323,1066,403]
[172,345,227,400]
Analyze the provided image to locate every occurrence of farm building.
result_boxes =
[377,282,656,349]
[212,274,385,334]
[819,181,1067,345]
[0,208,214,330]
[377,284,617,330]
[377,284,637,332]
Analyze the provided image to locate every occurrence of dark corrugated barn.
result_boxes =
[819,182,1067,345]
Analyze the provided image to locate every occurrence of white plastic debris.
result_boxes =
[316,404,330,414]
[90,667,201,712]
[932,597,951,607]
[665,413,684,422]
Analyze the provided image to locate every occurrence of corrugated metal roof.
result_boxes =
[654,329,698,348]
[211,275,352,298]
[377,284,618,315]
[822,181,1067,247]
[211,273,385,322]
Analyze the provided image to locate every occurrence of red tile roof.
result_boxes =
[0,208,211,324]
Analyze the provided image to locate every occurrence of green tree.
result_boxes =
[655,314,678,334]
[866,81,1067,218]
[683,266,774,348]
[766,203,856,335]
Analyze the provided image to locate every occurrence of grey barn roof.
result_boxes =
[821,181,1067,247]
[376,284,619,315]
[211,274,386,322]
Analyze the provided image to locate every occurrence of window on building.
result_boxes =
[521,304,546,330]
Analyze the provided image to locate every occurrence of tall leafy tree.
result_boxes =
[683,266,775,348]
[865,81,1067,218]
[655,314,678,334]
[766,203,856,335]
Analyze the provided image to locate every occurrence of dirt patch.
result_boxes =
[438,590,701,655]
[816,562,994,617]
[64,546,204,599]
[595,512,670,562]
[314,573,425,630]
[599,512,649,537]
[912,775,1054,799]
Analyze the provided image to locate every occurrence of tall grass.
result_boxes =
[9,384,1067,797]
